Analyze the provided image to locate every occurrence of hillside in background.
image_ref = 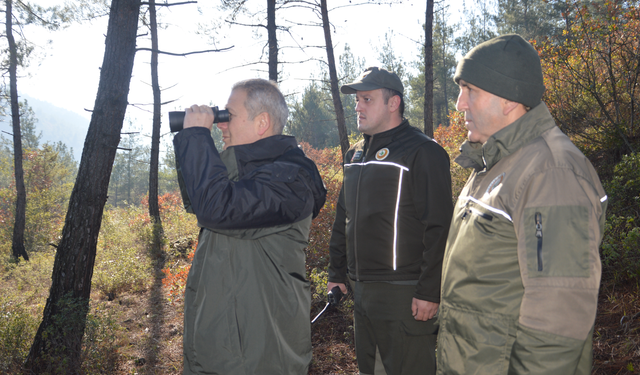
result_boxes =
[19,94,90,161]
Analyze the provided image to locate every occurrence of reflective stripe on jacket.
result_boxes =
[328,121,453,302]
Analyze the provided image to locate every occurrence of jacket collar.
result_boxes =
[455,103,556,172]
[221,134,326,220]
[222,135,299,177]
[362,119,410,154]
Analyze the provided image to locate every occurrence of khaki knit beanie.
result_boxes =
[454,34,545,108]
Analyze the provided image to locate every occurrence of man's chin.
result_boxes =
[467,132,480,143]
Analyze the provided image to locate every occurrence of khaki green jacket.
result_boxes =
[437,103,607,375]
[174,132,326,375]
[183,219,312,375]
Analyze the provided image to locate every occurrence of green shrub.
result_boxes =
[601,153,640,282]
[308,268,329,303]
[81,301,124,374]
[601,216,640,281]
[94,206,153,296]
[604,153,640,216]
[2,250,55,296]
[33,294,123,374]
[0,297,39,374]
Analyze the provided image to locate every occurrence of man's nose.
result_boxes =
[217,122,228,130]
[456,91,467,112]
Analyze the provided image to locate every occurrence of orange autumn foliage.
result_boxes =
[433,111,471,200]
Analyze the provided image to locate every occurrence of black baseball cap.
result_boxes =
[341,67,404,95]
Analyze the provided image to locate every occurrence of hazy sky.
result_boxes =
[19,0,465,134]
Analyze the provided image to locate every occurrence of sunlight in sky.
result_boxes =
[18,0,464,139]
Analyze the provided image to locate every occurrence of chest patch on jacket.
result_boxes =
[375,148,390,160]
[486,172,506,195]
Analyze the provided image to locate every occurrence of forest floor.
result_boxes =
[107,248,639,375]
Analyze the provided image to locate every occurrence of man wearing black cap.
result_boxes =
[327,67,453,375]
[437,35,608,375]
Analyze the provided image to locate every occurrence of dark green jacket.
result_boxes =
[174,129,326,375]
[437,103,607,375]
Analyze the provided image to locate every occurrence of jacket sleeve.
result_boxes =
[509,166,607,374]
[173,127,315,230]
[411,142,454,302]
[328,186,348,284]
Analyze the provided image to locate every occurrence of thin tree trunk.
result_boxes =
[149,0,161,225]
[267,0,277,81]
[7,0,29,262]
[423,0,434,137]
[320,0,349,156]
[442,25,450,126]
[25,0,141,371]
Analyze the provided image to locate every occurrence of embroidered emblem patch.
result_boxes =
[375,148,390,160]
[352,150,363,162]
[486,172,506,195]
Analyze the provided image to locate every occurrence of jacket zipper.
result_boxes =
[354,164,364,281]
[535,212,543,271]
[354,135,374,281]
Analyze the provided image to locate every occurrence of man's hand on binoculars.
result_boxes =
[184,104,214,130]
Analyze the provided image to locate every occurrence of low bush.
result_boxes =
[93,205,154,296]
[0,296,40,373]
[601,153,640,283]
[81,301,125,374]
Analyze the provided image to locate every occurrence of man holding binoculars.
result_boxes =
[173,78,327,375]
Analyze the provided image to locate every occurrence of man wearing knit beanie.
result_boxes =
[437,34,607,375]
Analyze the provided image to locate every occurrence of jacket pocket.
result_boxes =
[437,306,515,375]
[525,206,590,278]
[463,204,498,236]
[535,212,543,271]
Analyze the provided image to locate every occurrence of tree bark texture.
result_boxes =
[149,0,161,224]
[7,0,29,262]
[441,34,450,126]
[267,0,277,81]
[320,0,349,157]
[423,0,434,137]
[25,0,141,371]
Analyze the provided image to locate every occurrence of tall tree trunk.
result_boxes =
[25,0,141,371]
[7,0,29,262]
[423,0,434,137]
[441,26,450,126]
[320,0,349,156]
[267,0,277,81]
[149,0,161,225]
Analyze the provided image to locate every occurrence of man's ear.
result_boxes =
[388,95,401,113]
[256,112,272,136]
[502,99,521,116]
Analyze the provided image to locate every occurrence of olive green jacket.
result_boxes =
[175,133,326,375]
[437,103,607,375]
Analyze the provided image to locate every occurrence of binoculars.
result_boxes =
[168,106,230,132]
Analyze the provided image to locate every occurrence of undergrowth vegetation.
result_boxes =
[0,118,638,373]
[0,191,199,373]
[601,153,640,283]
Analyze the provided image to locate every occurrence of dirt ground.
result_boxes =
[104,276,639,375]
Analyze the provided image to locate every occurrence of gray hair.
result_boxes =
[232,78,288,134]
